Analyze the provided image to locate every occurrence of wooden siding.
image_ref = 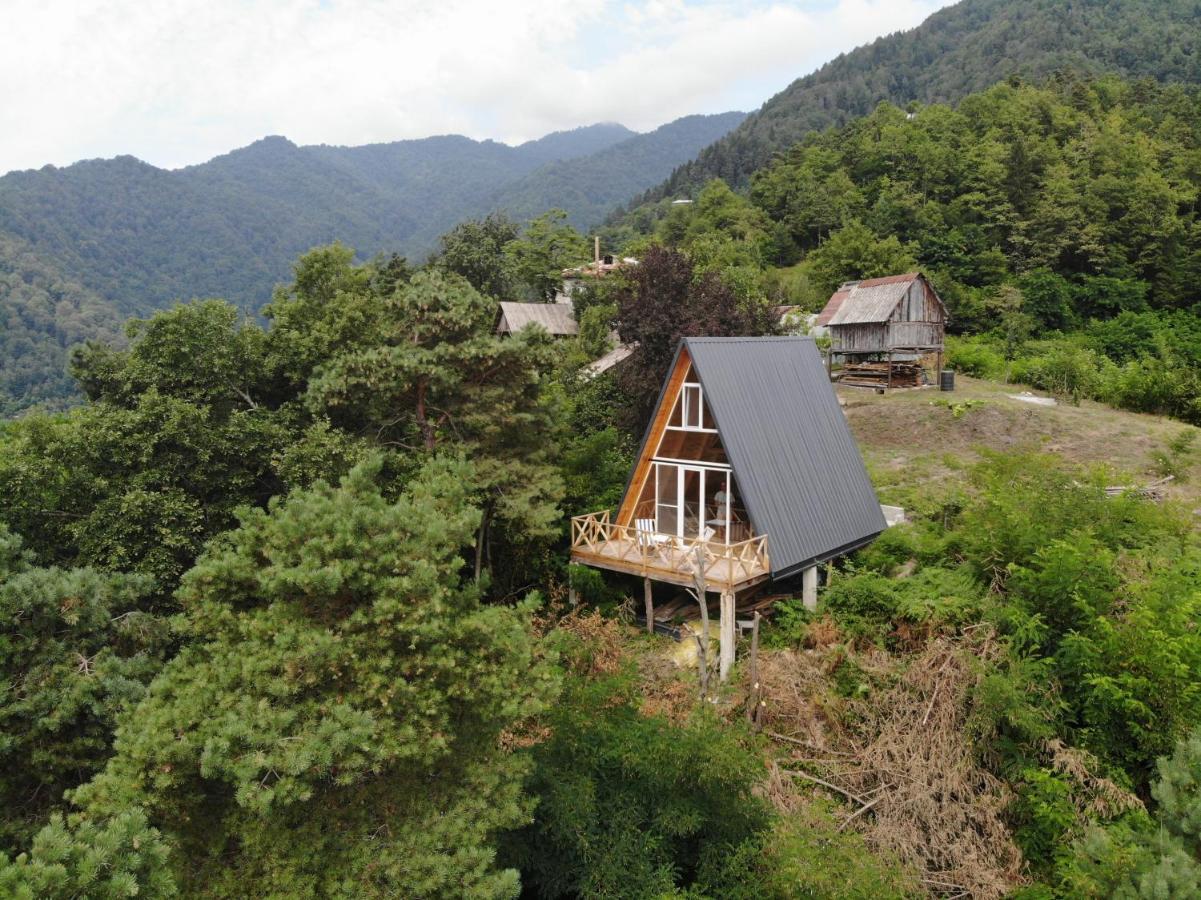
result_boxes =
[831,276,944,353]
[616,348,693,526]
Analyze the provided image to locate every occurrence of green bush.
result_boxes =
[700,799,921,899]
[503,671,770,898]
[945,334,1006,379]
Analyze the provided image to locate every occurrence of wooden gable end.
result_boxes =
[887,274,946,325]
[616,347,696,526]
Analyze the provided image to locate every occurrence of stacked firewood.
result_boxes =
[839,361,924,389]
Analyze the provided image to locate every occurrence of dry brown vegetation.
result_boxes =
[759,628,1028,899]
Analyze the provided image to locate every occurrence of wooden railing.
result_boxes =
[570,510,769,591]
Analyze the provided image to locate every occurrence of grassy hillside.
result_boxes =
[618,0,1201,214]
[841,377,1201,506]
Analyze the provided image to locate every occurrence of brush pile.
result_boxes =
[760,627,1026,898]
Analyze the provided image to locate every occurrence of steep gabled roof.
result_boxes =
[496,301,578,336]
[667,337,884,578]
[827,272,922,326]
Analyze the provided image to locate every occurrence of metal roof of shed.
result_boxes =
[815,281,856,326]
[827,273,921,326]
[496,301,578,336]
[681,337,885,579]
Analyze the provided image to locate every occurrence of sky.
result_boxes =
[0,0,950,176]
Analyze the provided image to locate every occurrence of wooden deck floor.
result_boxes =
[570,511,770,592]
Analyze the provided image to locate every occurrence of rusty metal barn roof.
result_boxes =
[816,281,857,326]
[496,301,578,336]
[682,337,885,579]
[826,273,921,326]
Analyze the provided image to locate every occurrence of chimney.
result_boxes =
[594,236,600,264]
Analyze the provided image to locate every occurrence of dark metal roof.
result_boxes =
[684,336,886,579]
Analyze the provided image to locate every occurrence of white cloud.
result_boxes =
[0,0,947,174]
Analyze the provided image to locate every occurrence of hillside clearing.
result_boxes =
[839,376,1201,508]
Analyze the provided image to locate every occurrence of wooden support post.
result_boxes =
[935,349,943,389]
[802,566,818,612]
[746,612,763,730]
[719,589,736,682]
[887,349,893,390]
[826,346,834,380]
[643,577,654,634]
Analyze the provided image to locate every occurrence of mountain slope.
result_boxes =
[0,114,743,416]
[626,0,1201,208]
[0,115,739,317]
[0,233,122,417]
[488,112,748,231]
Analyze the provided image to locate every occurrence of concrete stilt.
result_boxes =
[802,566,818,612]
[719,590,736,681]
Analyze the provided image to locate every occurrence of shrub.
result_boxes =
[701,799,921,899]
[503,671,770,898]
[945,334,1006,379]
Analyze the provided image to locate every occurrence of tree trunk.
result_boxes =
[415,376,435,451]
[474,509,490,583]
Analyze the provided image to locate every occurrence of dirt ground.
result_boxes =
[837,375,1201,508]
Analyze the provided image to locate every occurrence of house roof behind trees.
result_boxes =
[675,337,885,578]
[496,301,578,336]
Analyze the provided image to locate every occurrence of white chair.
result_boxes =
[635,518,669,551]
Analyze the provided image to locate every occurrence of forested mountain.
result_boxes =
[0,233,121,418]
[0,115,741,416]
[0,115,739,314]
[486,113,747,232]
[634,74,1201,424]
[621,0,1201,212]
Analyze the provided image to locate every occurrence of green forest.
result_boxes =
[5,73,1201,898]
[6,0,1201,890]
[0,115,744,419]
[627,0,1201,206]
[610,74,1201,425]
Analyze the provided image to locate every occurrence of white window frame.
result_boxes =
[652,460,731,543]
[665,381,717,433]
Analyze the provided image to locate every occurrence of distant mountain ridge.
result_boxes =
[0,114,743,417]
[0,114,743,314]
[620,0,1201,213]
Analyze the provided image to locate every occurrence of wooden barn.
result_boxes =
[571,336,885,679]
[820,273,947,388]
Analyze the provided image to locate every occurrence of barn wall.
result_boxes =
[886,278,944,349]
[830,322,888,352]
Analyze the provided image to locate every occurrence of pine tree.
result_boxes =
[74,456,557,897]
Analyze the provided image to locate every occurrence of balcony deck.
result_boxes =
[570,510,770,592]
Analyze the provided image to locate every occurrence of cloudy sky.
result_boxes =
[1,0,949,175]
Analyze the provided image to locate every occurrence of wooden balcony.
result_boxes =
[570,510,770,592]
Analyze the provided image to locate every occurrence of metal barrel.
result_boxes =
[940,369,955,391]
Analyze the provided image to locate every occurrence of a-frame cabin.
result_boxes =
[571,336,885,679]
